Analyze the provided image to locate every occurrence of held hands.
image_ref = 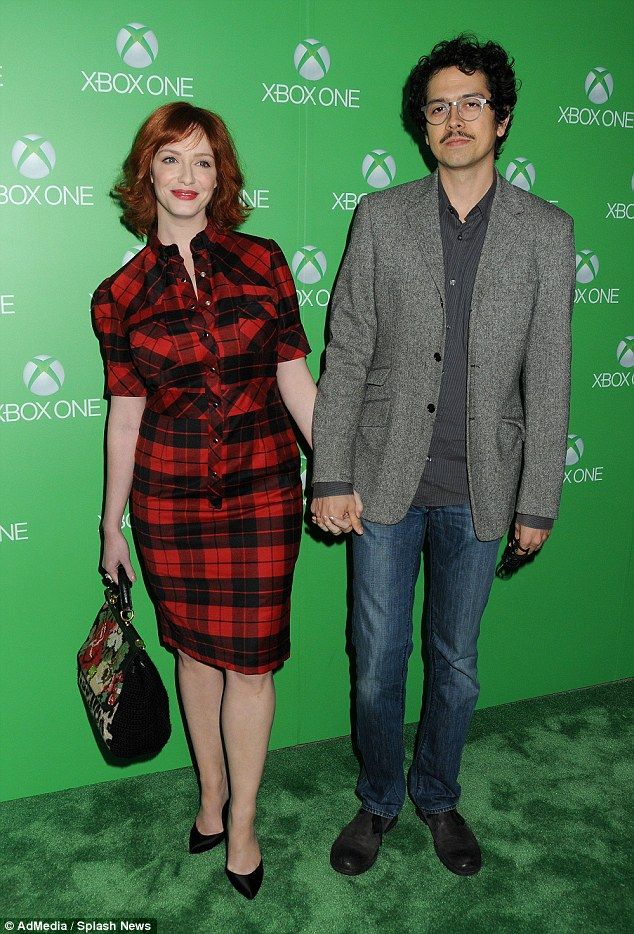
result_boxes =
[513,521,550,555]
[101,527,136,585]
[310,492,364,536]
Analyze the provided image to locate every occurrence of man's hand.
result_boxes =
[311,492,364,535]
[514,521,550,555]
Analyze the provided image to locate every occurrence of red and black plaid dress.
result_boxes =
[92,223,310,674]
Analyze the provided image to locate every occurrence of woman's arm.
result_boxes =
[101,395,146,583]
[276,358,317,448]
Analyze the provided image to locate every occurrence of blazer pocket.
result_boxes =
[365,366,390,385]
[363,366,391,403]
[359,399,390,427]
[500,416,526,439]
[497,418,525,457]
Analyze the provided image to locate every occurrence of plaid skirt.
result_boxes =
[131,473,303,674]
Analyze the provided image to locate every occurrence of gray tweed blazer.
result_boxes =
[312,170,576,541]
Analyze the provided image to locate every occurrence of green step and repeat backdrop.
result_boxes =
[1,0,632,800]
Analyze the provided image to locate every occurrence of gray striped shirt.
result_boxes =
[412,178,495,506]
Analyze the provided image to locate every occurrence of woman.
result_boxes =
[92,102,316,899]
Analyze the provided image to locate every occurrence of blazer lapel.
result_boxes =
[405,173,445,304]
[472,173,525,308]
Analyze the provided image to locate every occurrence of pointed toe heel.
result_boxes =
[188,823,226,855]
[225,859,264,899]
[188,800,229,854]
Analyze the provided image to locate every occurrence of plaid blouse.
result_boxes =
[92,223,310,505]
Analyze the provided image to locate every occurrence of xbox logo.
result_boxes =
[292,246,327,284]
[122,244,144,266]
[505,157,535,192]
[584,67,614,105]
[11,135,56,180]
[565,434,584,467]
[575,249,599,284]
[23,355,65,396]
[293,39,330,82]
[616,336,634,368]
[362,150,397,190]
[116,23,158,69]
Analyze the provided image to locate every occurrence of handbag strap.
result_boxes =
[104,567,135,623]
[117,567,134,621]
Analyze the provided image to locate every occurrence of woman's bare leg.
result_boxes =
[222,670,275,874]
[177,650,228,834]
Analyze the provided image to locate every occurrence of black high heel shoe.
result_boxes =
[188,800,229,855]
[225,859,264,900]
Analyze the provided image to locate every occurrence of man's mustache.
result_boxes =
[440,131,475,143]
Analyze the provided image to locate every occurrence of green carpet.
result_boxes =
[2,681,632,933]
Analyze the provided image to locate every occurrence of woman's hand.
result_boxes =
[311,491,364,535]
[101,528,136,584]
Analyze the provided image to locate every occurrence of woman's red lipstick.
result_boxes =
[171,190,198,200]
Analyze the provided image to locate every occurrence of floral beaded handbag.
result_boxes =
[77,568,171,759]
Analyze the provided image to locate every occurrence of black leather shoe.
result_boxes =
[225,859,264,899]
[188,800,228,855]
[330,808,398,875]
[417,808,482,876]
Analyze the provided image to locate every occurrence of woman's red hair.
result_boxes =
[114,102,250,236]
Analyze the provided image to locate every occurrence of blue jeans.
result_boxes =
[352,503,500,818]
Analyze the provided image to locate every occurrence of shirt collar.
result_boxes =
[438,173,497,222]
[148,219,217,262]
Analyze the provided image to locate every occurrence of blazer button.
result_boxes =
[427,403,436,413]
[434,352,442,362]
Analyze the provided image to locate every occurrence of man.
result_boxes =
[311,35,575,877]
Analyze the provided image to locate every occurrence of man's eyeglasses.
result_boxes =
[424,96,494,125]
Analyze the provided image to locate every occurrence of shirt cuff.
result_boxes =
[515,513,554,530]
[312,481,354,497]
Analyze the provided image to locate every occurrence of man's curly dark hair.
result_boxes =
[407,34,519,159]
